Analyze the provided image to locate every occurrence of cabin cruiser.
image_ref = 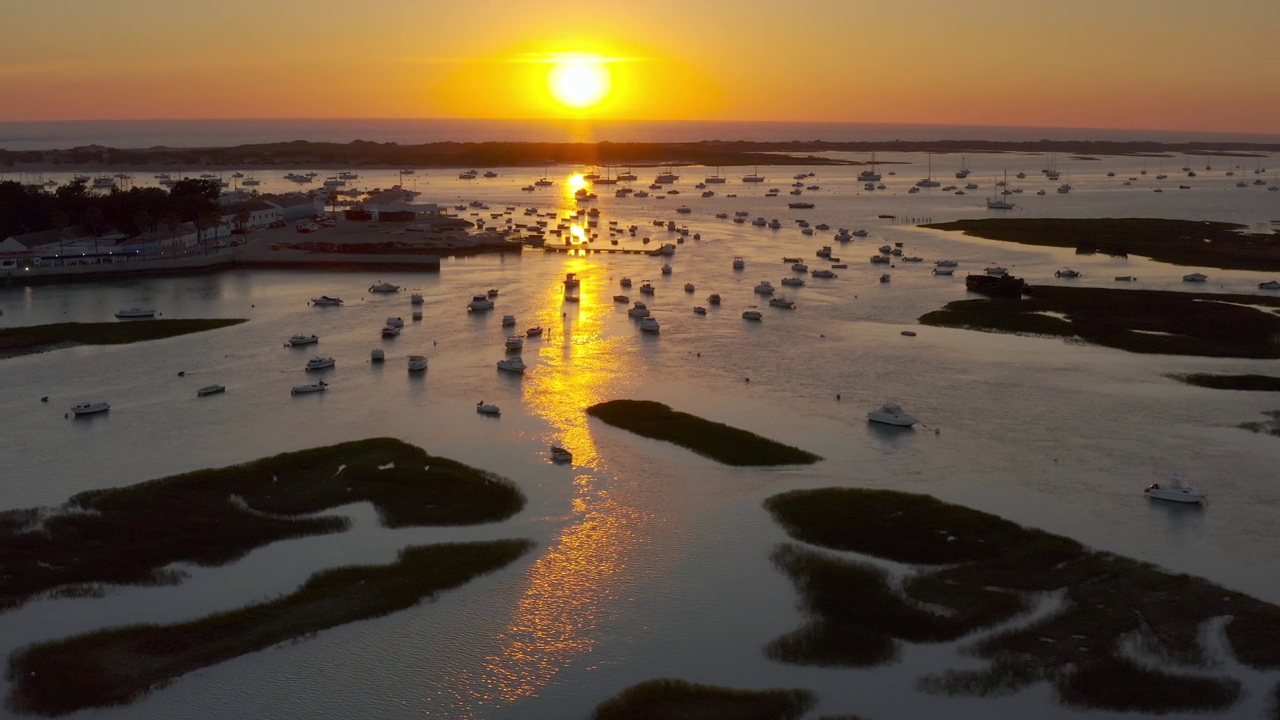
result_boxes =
[867,402,917,426]
[639,317,661,333]
[407,355,428,372]
[811,269,838,279]
[852,229,869,237]
[707,294,721,305]
[733,256,746,269]
[620,277,632,287]
[769,296,796,309]
[311,296,343,306]
[369,282,400,293]
[196,385,225,397]
[768,219,783,229]
[288,334,319,345]
[742,309,763,320]
[305,356,335,370]
[505,335,524,350]
[879,245,894,254]
[932,266,956,275]
[935,260,959,268]
[550,446,573,463]
[1055,269,1082,278]
[1259,280,1280,290]
[114,307,156,319]
[639,282,656,295]
[985,266,1007,276]
[693,306,708,315]
[1183,273,1208,283]
[792,262,809,273]
[371,348,385,362]
[754,280,775,295]
[684,282,696,292]
[816,246,832,258]
[468,295,495,311]
[502,314,517,326]
[628,302,651,318]
[903,256,923,263]
[476,401,501,416]
[291,381,328,395]
[496,357,527,374]
[381,325,401,337]
[410,293,424,305]
[614,294,630,303]
[70,401,110,416]
[781,276,806,287]
[752,217,767,227]
[385,316,404,328]
[1144,474,1207,504]
[662,264,673,275]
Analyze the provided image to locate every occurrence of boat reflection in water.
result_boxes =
[465,258,650,708]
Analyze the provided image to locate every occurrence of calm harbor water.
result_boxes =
[2,153,1279,719]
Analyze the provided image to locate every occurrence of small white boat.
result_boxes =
[410,293,424,305]
[1145,475,1207,504]
[497,357,527,374]
[468,295,495,311]
[867,402,917,427]
[114,308,156,319]
[502,314,517,326]
[311,296,343,306]
[781,277,806,287]
[1055,269,1081,278]
[707,294,721,305]
[733,256,746,269]
[476,401,501,416]
[369,282,400,293]
[70,401,110,416]
[550,446,573,463]
[381,325,401,337]
[628,302,651,318]
[505,335,524,350]
[371,348,385,362]
[742,309,763,321]
[693,306,707,315]
[684,282,695,292]
[754,280,775,295]
[932,267,956,276]
[1183,273,1208,283]
[792,262,809,272]
[769,296,796,309]
[407,355,428,372]
[1258,280,1280,290]
[196,384,226,397]
[639,317,661,333]
[291,381,328,395]
[385,316,405,328]
[985,266,1007,276]
[639,282,655,295]
[661,264,673,275]
[289,334,319,345]
[811,269,838,279]
[306,356,335,370]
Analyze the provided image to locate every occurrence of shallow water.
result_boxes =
[2,154,1279,719]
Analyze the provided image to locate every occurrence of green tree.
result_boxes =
[233,207,251,234]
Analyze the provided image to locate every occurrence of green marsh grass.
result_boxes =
[0,318,247,356]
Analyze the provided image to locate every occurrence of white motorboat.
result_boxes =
[628,302,651,318]
[742,309,763,321]
[505,335,524,350]
[792,262,809,272]
[385,316,404,328]
[502,314,517,326]
[1183,273,1208,283]
[933,267,956,276]
[769,296,796,309]
[707,294,721,305]
[311,296,343,306]
[468,295,495,311]
[306,356,335,370]
[114,308,156,319]
[196,384,226,397]
[288,334,319,345]
[852,229,869,237]
[407,355,428,372]
[867,402,917,426]
[1259,280,1280,290]
[550,446,573,463]
[70,401,110,416]
[639,317,661,333]
[639,282,655,295]
[371,348,385,362]
[410,293,424,305]
[291,381,328,395]
[834,229,853,242]
[1055,269,1082,278]
[985,266,1007,276]
[754,280,775,295]
[781,276,806,287]
[381,325,401,337]
[1145,475,1207,504]
[811,269,838,279]
[497,357,527,374]
[369,282,400,293]
[816,246,833,257]
[476,401,501,416]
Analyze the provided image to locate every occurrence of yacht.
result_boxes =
[811,269,838,279]
[707,294,722,305]
[476,401,501,416]
[70,401,110,416]
[741,167,765,183]
[291,381,328,395]
[369,282,400,293]
[1259,280,1280,290]
[305,356,336,370]
[676,205,692,214]
[371,348,385,362]
[781,276,806,287]
[505,335,524,350]
[654,168,679,184]
[1055,269,1082,278]
[487,288,500,298]
[816,246,832,258]
[311,296,343,306]
[385,316,404,328]
[628,302,651,318]
[1183,273,1208,283]
[468,295,495,311]
[639,282,656,295]
[769,296,795,309]
[834,229,853,242]
[1144,475,1207,504]
[196,385,225,397]
[733,256,746,270]
[867,402,918,426]
[407,355,428,372]
[550,446,573,463]
[288,334,319,346]
[502,314,517,326]
[932,266,956,276]
[241,177,260,186]
[496,357,527,374]
[754,280,775,295]
[639,317,661,333]
[985,266,1007,276]
[684,282,696,292]
[114,307,157,319]
[742,309,763,320]
[381,325,401,337]
[791,262,809,273]
[410,293,424,304]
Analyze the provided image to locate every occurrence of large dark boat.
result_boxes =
[965,273,1028,298]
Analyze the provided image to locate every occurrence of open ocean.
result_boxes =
[2,118,1279,151]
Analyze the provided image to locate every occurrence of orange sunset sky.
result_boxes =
[1,0,1277,134]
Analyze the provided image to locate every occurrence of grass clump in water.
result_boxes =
[586,400,821,466]
[6,540,533,716]
[918,286,1280,358]
[588,679,814,720]
[0,437,525,611]
[1171,373,1280,391]
[764,487,1280,714]
[0,318,247,357]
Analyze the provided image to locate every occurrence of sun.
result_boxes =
[547,55,611,110]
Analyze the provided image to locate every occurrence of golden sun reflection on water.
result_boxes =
[458,259,651,713]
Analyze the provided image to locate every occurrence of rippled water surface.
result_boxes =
[2,154,1279,719]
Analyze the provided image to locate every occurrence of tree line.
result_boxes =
[0,178,224,241]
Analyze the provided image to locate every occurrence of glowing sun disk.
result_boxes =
[547,58,611,109]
